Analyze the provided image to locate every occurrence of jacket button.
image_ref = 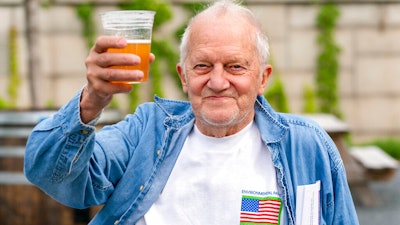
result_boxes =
[114,220,119,225]
[157,150,161,156]
[140,185,144,191]
[81,130,89,135]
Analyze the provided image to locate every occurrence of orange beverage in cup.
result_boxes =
[100,10,155,84]
[107,40,151,84]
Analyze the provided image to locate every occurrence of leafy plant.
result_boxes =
[45,100,56,109]
[302,84,317,114]
[0,97,9,109]
[76,2,96,50]
[7,24,20,108]
[262,48,290,113]
[264,76,289,113]
[315,3,341,117]
[174,2,207,40]
[361,138,400,160]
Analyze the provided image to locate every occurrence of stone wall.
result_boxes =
[0,0,399,142]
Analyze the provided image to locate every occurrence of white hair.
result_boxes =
[179,0,270,72]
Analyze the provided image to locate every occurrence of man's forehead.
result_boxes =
[188,46,251,60]
[185,45,258,69]
[188,18,256,48]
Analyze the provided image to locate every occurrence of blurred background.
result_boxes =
[0,0,399,224]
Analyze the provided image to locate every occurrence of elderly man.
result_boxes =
[25,1,359,224]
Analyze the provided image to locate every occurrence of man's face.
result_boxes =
[177,15,272,137]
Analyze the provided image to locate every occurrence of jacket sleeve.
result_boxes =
[24,90,117,209]
[329,159,360,225]
[281,115,360,225]
[312,125,359,225]
[309,124,359,225]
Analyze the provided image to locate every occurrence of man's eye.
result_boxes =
[192,64,211,74]
[194,64,210,71]
[195,64,208,69]
[231,65,242,69]
[228,64,246,74]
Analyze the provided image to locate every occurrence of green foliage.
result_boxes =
[8,25,20,108]
[128,83,141,113]
[264,76,289,113]
[302,84,317,113]
[119,0,172,30]
[261,49,290,112]
[153,39,181,92]
[45,100,56,109]
[108,99,120,109]
[361,138,400,160]
[174,2,207,43]
[315,3,341,117]
[40,0,52,9]
[0,97,9,109]
[76,2,96,49]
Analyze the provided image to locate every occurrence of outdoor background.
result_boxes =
[0,0,399,224]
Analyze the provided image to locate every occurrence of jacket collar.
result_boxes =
[154,95,288,143]
[154,95,194,129]
[254,95,289,144]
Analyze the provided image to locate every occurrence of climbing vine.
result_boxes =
[315,2,341,117]
[302,84,317,113]
[76,2,96,49]
[7,24,20,108]
[264,75,290,113]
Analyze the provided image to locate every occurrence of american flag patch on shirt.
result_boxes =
[240,196,282,225]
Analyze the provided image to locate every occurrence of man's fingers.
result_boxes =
[92,36,127,53]
[150,53,155,63]
[101,68,144,83]
[96,52,141,68]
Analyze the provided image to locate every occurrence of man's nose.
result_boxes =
[207,65,230,91]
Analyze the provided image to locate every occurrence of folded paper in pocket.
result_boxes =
[296,180,321,225]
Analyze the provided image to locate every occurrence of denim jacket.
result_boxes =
[24,91,359,225]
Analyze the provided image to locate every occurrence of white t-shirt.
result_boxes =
[136,122,285,225]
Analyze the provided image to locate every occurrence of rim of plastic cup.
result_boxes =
[100,10,156,17]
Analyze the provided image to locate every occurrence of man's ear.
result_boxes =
[177,63,188,93]
[258,64,273,95]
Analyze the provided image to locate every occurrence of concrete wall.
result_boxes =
[0,0,399,142]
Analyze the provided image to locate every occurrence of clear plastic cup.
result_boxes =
[100,10,156,83]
